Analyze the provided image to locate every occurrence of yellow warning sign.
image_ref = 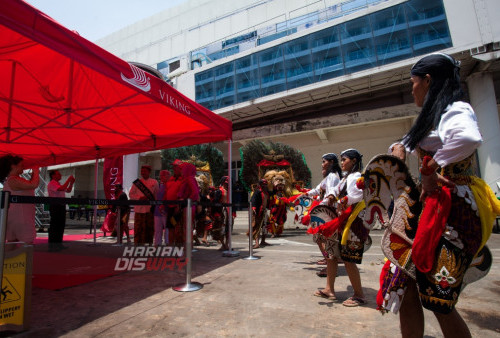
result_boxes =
[0,251,27,326]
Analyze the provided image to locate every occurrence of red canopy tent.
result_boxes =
[0,0,232,167]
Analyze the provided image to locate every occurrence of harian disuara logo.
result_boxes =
[121,64,151,92]
[114,246,187,272]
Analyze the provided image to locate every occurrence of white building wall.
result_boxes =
[486,0,500,43]
[98,0,354,66]
[443,0,500,49]
[176,72,196,99]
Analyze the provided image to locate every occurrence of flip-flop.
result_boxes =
[342,296,367,307]
[313,290,337,300]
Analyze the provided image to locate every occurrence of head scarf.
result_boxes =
[322,153,342,177]
[410,53,460,79]
[340,148,363,173]
[322,153,338,162]
[340,148,362,160]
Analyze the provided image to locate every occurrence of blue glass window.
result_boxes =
[258,46,286,96]
[195,69,214,110]
[311,26,344,81]
[236,55,260,103]
[214,63,235,109]
[340,16,376,73]
[371,6,411,65]
[284,36,313,90]
[195,0,452,111]
[405,0,451,55]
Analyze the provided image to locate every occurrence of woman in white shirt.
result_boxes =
[335,148,368,307]
[0,155,39,244]
[307,153,342,299]
[390,53,499,337]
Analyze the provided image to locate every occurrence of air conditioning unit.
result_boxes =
[167,54,190,79]
[470,45,487,55]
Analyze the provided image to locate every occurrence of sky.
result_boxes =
[25,0,188,42]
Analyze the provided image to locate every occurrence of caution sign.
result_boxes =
[1,276,22,303]
[0,245,33,332]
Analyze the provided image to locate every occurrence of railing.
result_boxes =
[188,0,390,68]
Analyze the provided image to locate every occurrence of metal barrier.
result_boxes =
[243,199,259,261]
[173,199,202,292]
[1,194,267,298]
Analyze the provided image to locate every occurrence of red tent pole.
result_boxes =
[92,158,98,244]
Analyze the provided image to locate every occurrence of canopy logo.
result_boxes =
[121,64,151,92]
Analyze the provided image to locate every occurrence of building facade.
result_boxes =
[68,0,499,196]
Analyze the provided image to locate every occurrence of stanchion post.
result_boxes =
[244,197,259,260]
[89,157,100,246]
[223,140,239,257]
[113,208,122,246]
[173,199,202,292]
[0,191,11,289]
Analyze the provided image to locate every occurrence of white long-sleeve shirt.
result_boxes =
[419,101,482,166]
[403,101,482,166]
[335,172,363,206]
[307,172,340,205]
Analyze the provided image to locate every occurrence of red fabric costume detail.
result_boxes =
[256,159,291,167]
[376,260,392,311]
[301,200,320,225]
[286,194,301,205]
[412,186,452,273]
[307,206,352,237]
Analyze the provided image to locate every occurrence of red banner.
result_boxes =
[256,159,290,167]
[103,156,123,199]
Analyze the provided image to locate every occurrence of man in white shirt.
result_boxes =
[129,165,159,245]
[47,170,75,251]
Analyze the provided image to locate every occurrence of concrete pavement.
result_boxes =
[15,211,500,337]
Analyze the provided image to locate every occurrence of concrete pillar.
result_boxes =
[467,72,500,193]
[123,153,139,194]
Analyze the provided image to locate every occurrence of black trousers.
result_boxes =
[49,204,66,243]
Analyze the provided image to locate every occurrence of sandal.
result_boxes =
[342,296,367,307]
[313,290,337,300]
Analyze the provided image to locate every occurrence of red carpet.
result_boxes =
[34,230,134,244]
[33,252,120,290]
[33,232,105,244]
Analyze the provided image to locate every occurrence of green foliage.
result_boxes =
[239,140,311,192]
[161,144,224,185]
